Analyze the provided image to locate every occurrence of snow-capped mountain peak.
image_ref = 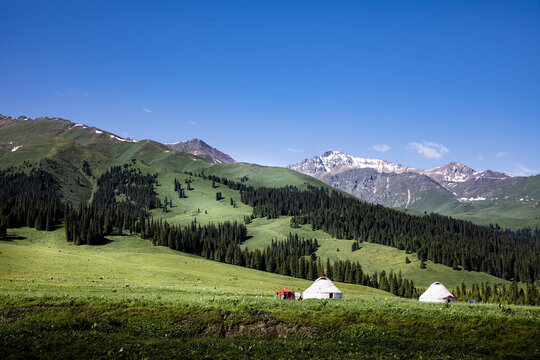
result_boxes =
[287,150,410,175]
[422,162,476,183]
[421,162,511,183]
[287,151,512,188]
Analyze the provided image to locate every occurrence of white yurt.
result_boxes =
[419,282,456,303]
[303,276,343,299]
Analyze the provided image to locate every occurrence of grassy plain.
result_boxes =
[1,227,539,359]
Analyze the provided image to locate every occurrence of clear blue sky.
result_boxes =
[1,1,539,175]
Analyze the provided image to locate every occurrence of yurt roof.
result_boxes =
[303,276,342,294]
[419,282,456,301]
[275,287,294,293]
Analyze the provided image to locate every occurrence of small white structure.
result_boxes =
[419,282,456,303]
[303,276,343,299]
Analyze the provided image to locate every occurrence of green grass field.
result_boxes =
[1,227,539,359]
[0,227,385,299]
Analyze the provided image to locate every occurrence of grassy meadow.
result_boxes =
[0,227,386,299]
[1,227,539,359]
[150,171,252,227]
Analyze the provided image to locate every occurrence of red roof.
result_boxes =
[274,287,294,293]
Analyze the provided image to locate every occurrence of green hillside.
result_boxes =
[0,137,114,204]
[203,162,337,191]
[0,117,135,158]
[240,217,511,289]
[0,227,384,298]
[150,171,252,227]
[148,172,519,289]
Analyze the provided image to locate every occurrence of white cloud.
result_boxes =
[142,107,152,113]
[512,164,538,176]
[373,144,391,153]
[188,120,196,125]
[496,151,509,158]
[408,141,449,159]
[286,147,303,153]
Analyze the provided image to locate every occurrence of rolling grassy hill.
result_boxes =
[203,162,333,190]
[0,227,385,298]
[0,137,114,204]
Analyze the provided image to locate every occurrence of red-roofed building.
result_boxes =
[275,287,295,300]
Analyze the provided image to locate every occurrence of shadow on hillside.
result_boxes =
[92,237,114,246]
[1,235,27,242]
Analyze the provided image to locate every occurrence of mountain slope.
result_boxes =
[0,137,114,204]
[1,113,537,298]
[317,167,455,209]
[0,114,137,159]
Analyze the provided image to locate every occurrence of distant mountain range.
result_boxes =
[288,151,540,229]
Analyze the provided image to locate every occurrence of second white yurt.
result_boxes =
[419,282,456,303]
[303,276,342,299]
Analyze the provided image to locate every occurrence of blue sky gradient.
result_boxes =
[1,1,539,175]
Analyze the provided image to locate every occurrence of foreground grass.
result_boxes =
[0,295,538,359]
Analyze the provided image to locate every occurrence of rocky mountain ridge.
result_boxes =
[288,151,511,186]
[165,138,235,164]
[286,150,534,212]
